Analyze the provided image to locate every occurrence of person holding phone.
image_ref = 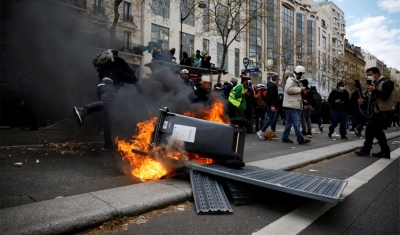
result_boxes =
[355,67,395,158]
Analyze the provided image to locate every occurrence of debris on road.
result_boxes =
[14,162,23,167]
[36,159,40,164]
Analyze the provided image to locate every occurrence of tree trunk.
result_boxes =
[110,0,123,47]
[217,46,228,84]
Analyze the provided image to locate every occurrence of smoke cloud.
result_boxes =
[2,0,209,137]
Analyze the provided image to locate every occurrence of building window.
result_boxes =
[234,10,241,40]
[307,20,315,70]
[296,13,304,65]
[202,0,210,31]
[281,5,295,72]
[152,0,170,18]
[151,24,169,49]
[93,0,105,15]
[322,36,326,49]
[216,4,228,36]
[217,43,228,69]
[235,48,240,78]
[318,27,320,46]
[123,2,133,23]
[249,0,262,68]
[124,31,131,51]
[181,0,194,26]
[203,38,209,54]
[180,32,194,57]
[267,0,278,72]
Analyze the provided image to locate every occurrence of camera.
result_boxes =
[367,80,373,85]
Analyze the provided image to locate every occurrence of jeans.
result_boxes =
[329,110,347,137]
[261,106,279,132]
[83,80,117,148]
[282,108,304,143]
[193,60,201,68]
[301,106,312,133]
[362,112,390,153]
[254,107,266,131]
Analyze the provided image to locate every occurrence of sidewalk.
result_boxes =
[0,132,399,235]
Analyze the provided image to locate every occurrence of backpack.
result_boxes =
[312,91,322,106]
[255,92,265,108]
[93,50,114,69]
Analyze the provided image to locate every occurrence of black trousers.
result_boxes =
[83,80,117,148]
[361,112,390,154]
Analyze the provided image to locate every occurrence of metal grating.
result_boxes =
[189,164,347,204]
[224,180,258,206]
[190,170,233,214]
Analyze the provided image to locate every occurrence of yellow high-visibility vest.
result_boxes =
[229,83,244,107]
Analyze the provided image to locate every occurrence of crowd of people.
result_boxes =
[69,46,397,159]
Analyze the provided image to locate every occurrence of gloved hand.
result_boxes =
[135,83,144,94]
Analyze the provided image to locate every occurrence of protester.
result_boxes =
[228,76,250,119]
[300,79,313,138]
[309,86,323,132]
[180,52,192,66]
[327,81,349,140]
[73,49,142,151]
[257,74,280,140]
[253,84,267,133]
[355,67,394,158]
[281,66,310,144]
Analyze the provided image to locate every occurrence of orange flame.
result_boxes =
[116,117,168,181]
[184,95,230,124]
[117,97,227,181]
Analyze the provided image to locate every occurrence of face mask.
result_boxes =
[339,86,344,91]
[367,75,374,80]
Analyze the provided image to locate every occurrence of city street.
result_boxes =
[1,122,398,234]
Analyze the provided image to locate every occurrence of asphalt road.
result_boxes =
[0,123,398,211]
[80,144,399,235]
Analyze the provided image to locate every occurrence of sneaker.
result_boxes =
[298,139,311,144]
[102,145,118,152]
[282,138,293,143]
[341,136,348,140]
[319,126,323,132]
[73,107,84,125]
[371,151,391,159]
[355,150,370,157]
[306,131,312,138]
[354,129,360,137]
[222,69,229,75]
[256,130,265,140]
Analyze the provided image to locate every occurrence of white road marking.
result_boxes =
[252,148,400,235]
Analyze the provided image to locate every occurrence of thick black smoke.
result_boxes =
[2,0,209,134]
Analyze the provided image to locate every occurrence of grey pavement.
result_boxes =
[0,132,398,235]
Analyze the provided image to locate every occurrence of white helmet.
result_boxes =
[256,84,265,90]
[180,69,189,74]
[294,66,306,74]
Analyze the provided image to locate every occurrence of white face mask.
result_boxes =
[339,86,344,91]
[367,75,374,80]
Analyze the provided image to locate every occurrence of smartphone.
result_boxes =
[367,80,373,85]
[355,80,361,87]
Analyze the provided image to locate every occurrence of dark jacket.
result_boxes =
[328,89,349,111]
[266,81,279,108]
[200,57,211,69]
[224,82,234,99]
[97,56,137,84]
[180,52,192,66]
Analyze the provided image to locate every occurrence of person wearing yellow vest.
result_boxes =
[228,76,250,118]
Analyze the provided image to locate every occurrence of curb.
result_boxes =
[1,133,399,235]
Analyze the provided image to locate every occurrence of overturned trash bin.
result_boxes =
[152,108,247,167]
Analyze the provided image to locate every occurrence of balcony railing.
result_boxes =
[93,4,105,15]
[91,37,144,56]
[122,13,134,23]
[58,0,87,9]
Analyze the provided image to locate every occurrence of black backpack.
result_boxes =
[312,91,322,106]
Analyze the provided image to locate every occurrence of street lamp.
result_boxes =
[180,0,206,62]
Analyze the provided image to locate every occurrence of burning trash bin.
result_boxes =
[152,108,247,167]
